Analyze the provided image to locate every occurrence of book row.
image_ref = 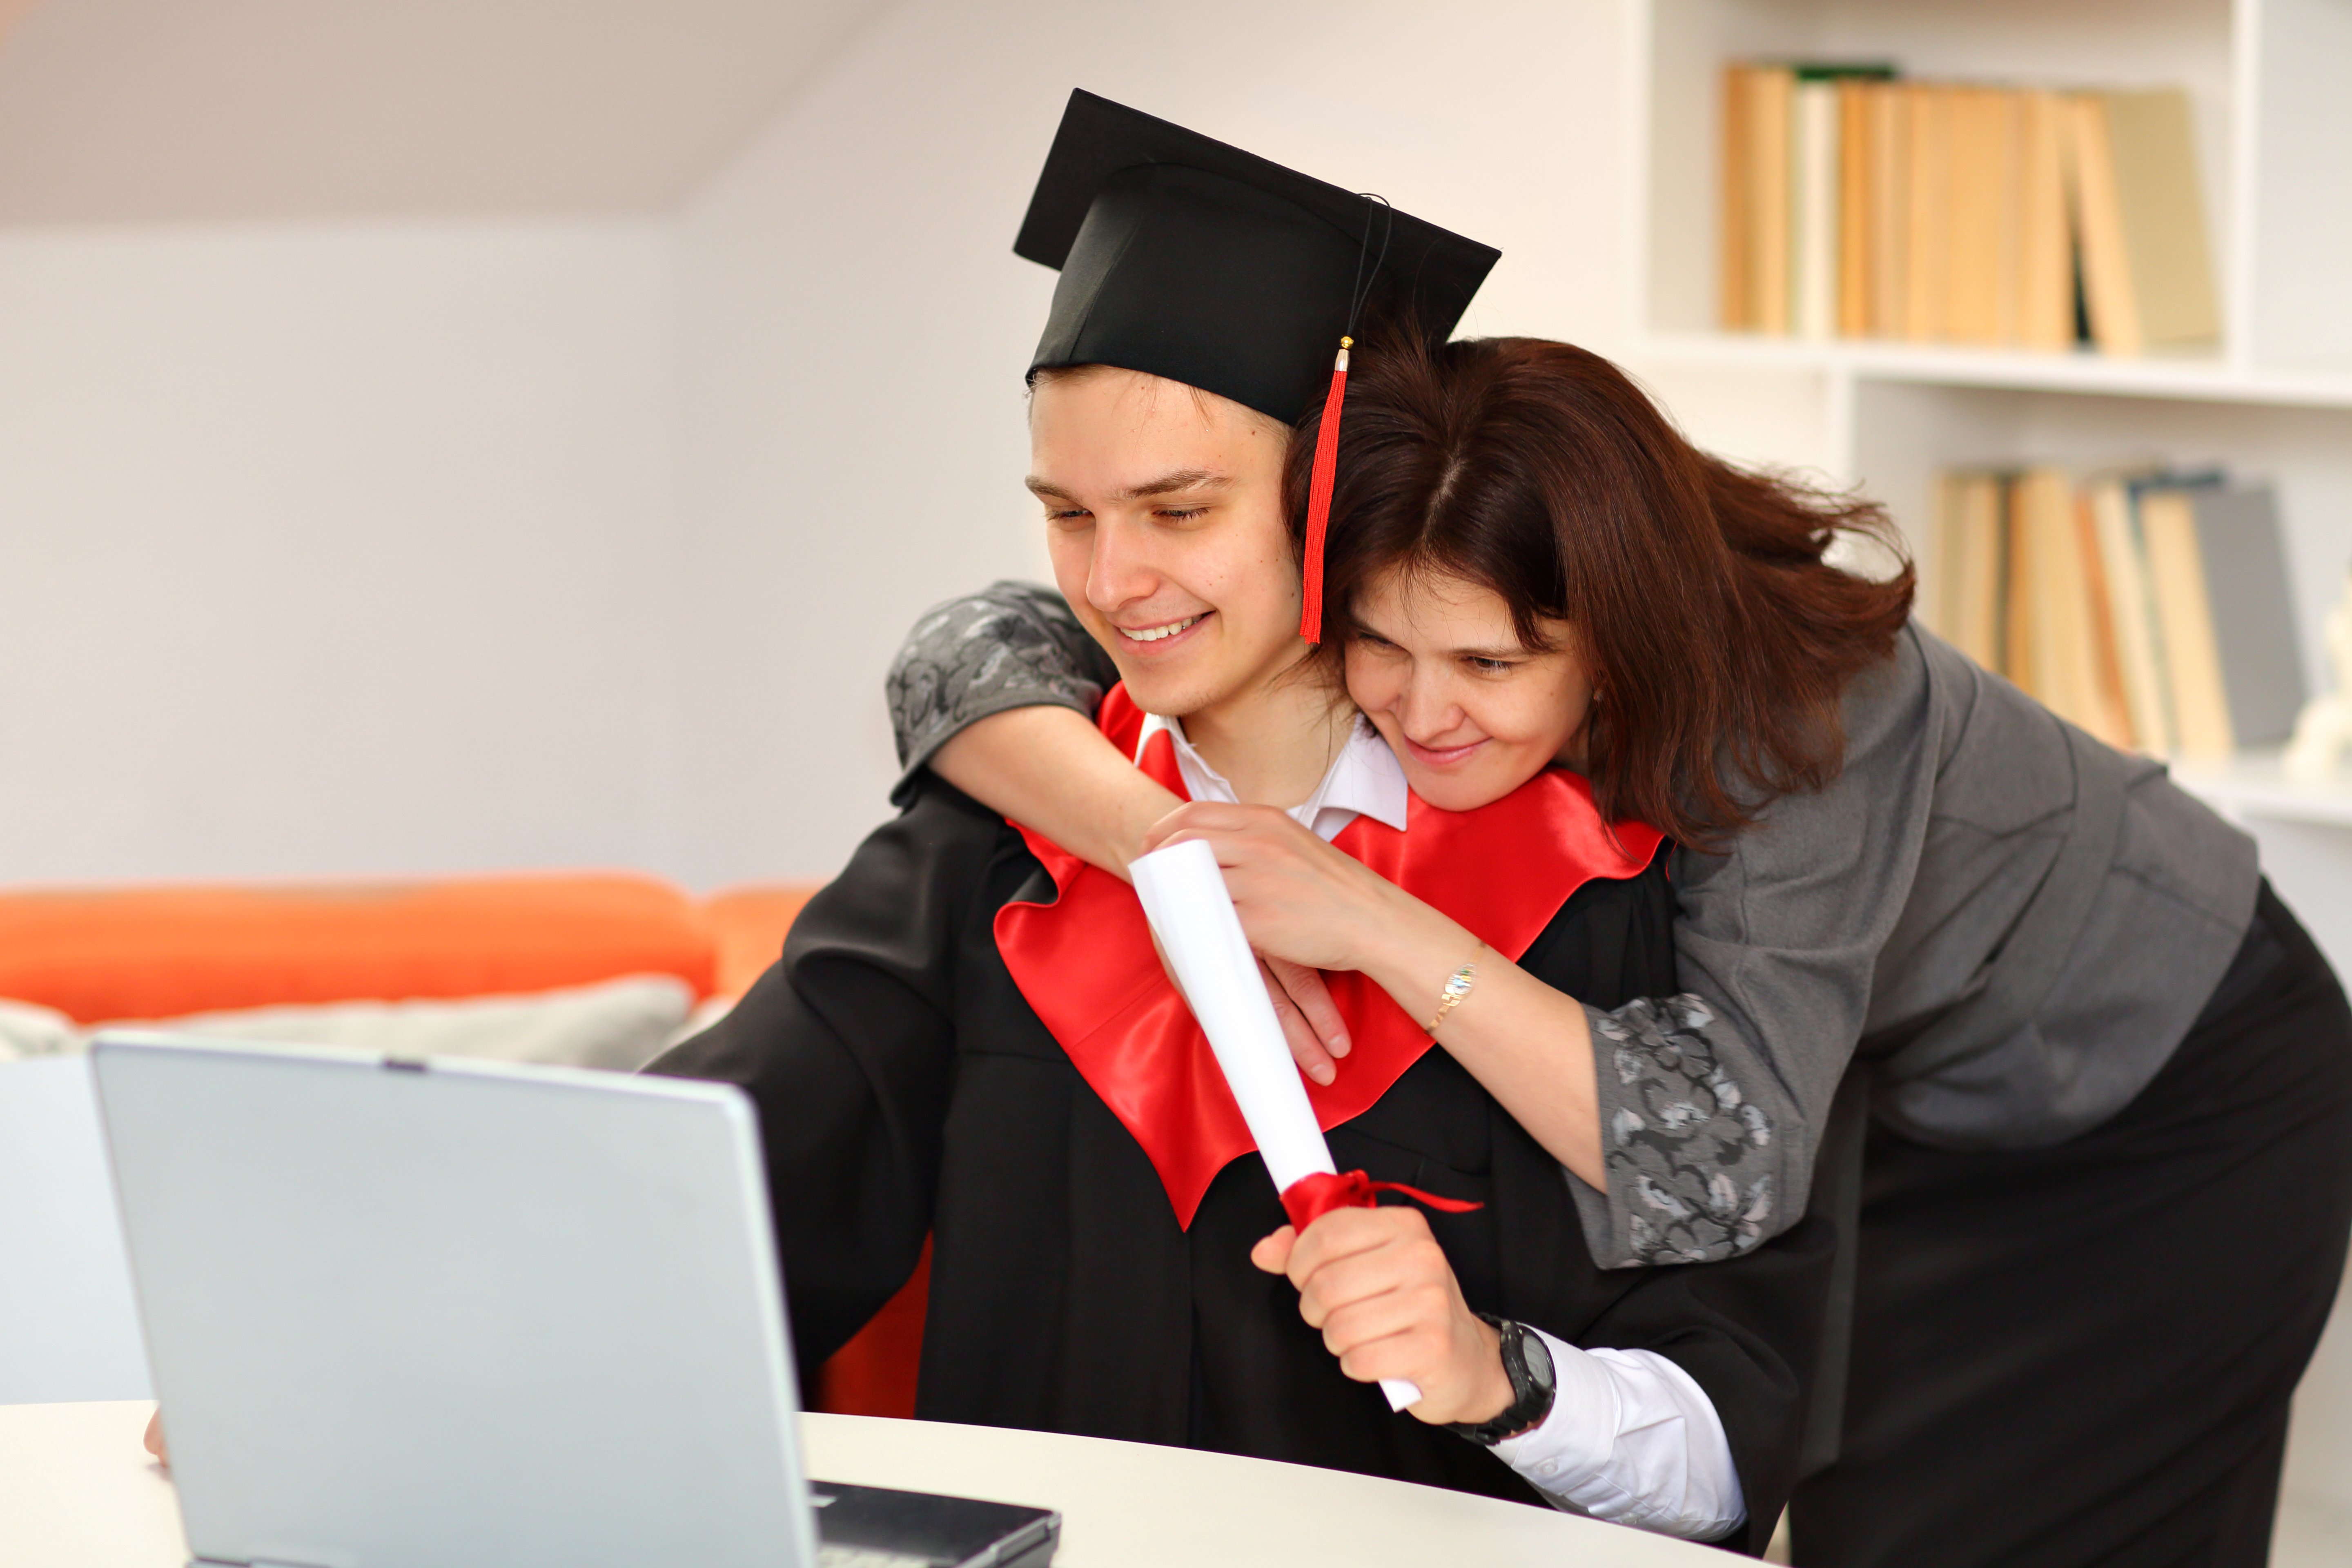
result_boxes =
[1930,466,2303,760]
[1719,65,2220,357]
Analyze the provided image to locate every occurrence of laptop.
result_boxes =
[91,1032,1058,1568]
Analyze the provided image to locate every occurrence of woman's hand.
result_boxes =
[1141,802,1457,978]
[1252,1206,1515,1427]
[144,1408,169,1468]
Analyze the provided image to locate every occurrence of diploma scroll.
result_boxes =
[1129,838,1422,1412]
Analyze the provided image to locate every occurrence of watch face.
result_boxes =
[1521,1327,1555,1393]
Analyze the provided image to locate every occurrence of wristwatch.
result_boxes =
[1444,1312,1557,1447]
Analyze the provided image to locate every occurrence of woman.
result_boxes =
[885,332,2352,1567]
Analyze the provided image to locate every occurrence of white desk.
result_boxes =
[0,1400,1714,1567]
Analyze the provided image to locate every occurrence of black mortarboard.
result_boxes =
[1013,89,1500,639]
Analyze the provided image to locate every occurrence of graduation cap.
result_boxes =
[1014,90,1500,641]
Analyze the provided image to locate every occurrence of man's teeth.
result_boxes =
[1120,616,1201,643]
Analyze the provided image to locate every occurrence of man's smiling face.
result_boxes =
[1029,366,1303,722]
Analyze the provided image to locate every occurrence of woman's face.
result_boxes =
[1344,566,1593,811]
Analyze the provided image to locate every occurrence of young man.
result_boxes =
[651,92,1828,1549]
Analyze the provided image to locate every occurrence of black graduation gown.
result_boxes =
[651,777,1832,1553]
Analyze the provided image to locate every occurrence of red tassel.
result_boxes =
[1297,339,1351,643]
[1279,1167,1483,1233]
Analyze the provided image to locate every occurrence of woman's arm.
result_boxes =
[888,584,1352,1077]
[931,706,1177,884]
[886,581,1117,797]
[1144,802,1608,1188]
[887,581,1171,877]
[1357,895,1607,1190]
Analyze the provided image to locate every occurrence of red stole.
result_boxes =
[993,686,1664,1229]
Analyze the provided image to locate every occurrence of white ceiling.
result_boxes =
[0,0,899,223]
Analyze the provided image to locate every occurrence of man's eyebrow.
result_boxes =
[1025,469,1232,504]
[1121,468,1228,500]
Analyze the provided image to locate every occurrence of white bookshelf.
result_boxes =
[1624,6,2352,1550]
[1636,332,2352,410]
[2173,751,2352,828]
[1624,0,2352,817]
[1630,0,2352,370]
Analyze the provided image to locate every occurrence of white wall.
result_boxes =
[0,218,683,884]
[0,0,1821,889]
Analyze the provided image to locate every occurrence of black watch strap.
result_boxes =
[1443,1313,1557,1447]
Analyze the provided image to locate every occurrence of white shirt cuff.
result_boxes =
[1490,1331,1748,1543]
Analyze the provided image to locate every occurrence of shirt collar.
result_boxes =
[1135,709,1410,842]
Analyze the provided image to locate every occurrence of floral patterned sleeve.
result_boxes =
[886,581,1119,802]
[1579,996,1779,1267]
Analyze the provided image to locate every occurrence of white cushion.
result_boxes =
[0,999,79,1062]
[0,974,697,1074]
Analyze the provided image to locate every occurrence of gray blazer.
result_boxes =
[884,584,2260,1268]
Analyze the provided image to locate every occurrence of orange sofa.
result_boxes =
[0,871,928,1419]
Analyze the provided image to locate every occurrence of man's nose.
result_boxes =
[1086,515,1159,610]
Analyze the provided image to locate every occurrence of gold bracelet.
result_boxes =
[1423,942,1485,1036]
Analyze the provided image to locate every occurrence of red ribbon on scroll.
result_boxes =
[1278,1168,1483,1233]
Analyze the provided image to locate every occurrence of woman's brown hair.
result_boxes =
[1290,332,1915,850]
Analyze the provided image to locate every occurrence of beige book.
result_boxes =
[1903,84,1953,343]
[2016,471,2065,701]
[1721,66,1754,331]
[2065,94,2139,352]
[2016,91,2075,351]
[1936,470,2007,668]
[1838,80,1873,338]
[1866,81,1909,336]
[2002,473,2035,685]
[1794,79,1842,339]
[2105,89,2221,350]
[2068,91,2222,355]
[1748,67,1795,334]
[2087,477,2175,753]
[1943,87,2013,344]
[2071,486,2137,747]
[2016,468,2119,739]
[1991,89,2027,345]
[1932,470,1968,637]
[2140,488,2234,755]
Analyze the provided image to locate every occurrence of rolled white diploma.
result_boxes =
[1129,837,1421,1412]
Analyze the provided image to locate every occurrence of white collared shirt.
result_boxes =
[1132,709,1746,1542]
[1134,710,1409,843]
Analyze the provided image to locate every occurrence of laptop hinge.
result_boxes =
[193,1558,335,1568]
